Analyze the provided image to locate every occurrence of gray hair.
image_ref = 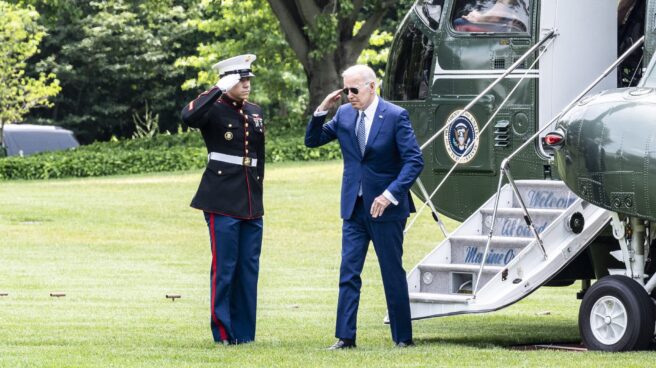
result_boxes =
[342,64,377,85]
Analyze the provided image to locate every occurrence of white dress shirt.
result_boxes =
[314,96,398,206]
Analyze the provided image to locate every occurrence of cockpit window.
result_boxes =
[385,22,434,101]
[415,0,444,30]
[451,0,531,34]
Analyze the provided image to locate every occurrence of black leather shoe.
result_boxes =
[395,340,415,348]
[328,339,356,350]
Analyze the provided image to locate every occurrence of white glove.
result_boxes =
[216,74,241,92]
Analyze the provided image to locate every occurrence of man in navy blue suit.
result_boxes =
[305,64,424,349]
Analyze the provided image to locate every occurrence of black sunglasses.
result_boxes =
[342,82,372,95]
[342,87,361,95]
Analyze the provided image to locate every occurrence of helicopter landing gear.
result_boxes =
[578,275,655,351]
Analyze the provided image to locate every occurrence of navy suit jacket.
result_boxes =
[305,98,424,222]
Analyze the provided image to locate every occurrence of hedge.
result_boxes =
[0,132,342,180]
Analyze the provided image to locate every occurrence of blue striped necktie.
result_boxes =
[357,112,366,155]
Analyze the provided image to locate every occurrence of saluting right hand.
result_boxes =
[316,89,343,113]
[216,74,241,92]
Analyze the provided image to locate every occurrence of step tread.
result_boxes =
[409,292,471,303]
[449,235,534,245]
[479,208,566,216]
[512,180,567,187]
[418,263,504,273]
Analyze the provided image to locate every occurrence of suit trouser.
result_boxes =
[204,212,263,343]
[335,197,413,343]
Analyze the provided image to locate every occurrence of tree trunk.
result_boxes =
[306,56,342,114]
[0,119,5,156]
[267,0,393,117]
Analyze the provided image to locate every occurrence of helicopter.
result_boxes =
[382,0,656,351]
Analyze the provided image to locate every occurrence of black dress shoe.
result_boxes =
[328,339,356,350]
[395,340,415,348]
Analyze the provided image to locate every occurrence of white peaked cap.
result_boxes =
[212,54,257,78]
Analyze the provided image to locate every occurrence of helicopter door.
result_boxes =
[428,0,535,176]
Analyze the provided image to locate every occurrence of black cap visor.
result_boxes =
[220,69,255,78]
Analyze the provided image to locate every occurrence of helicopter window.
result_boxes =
[386,22,434,101]
[415,0,444,30]
[452,0,531,34]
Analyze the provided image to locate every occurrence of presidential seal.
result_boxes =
[443,110,480,164]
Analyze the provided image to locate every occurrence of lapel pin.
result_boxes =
[378,115,383,119]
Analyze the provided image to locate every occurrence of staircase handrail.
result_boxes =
[473,36,646,297]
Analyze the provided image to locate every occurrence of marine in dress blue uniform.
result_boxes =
[305,65,424,349]
[181,54,265,345]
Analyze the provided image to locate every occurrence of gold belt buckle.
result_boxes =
[243,157,252,166]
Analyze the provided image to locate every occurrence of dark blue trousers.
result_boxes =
[335,198,412,344]
[204,212,263,344]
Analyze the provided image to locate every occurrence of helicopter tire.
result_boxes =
[578,275,655,351]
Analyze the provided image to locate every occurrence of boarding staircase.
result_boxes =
[407,180,613,320]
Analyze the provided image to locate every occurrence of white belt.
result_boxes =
[208,152,257,167]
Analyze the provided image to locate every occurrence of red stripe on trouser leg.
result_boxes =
[210,213,229,341]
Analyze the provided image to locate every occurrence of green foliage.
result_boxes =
[268,136,341,163]
[13,0,201,143]
[131,102,160,139]
[9,0,415,143]
[177,0,307,133]
[357,26,394,79]
[0,1,60,142]
[305,14,338,61]
[359,0,415,78]
[0,145,206,180]
[268,0,415,111]
[0,132,341,180]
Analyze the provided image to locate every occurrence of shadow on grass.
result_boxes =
[414,316,581,349]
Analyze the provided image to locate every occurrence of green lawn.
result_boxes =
[0,161,652,367]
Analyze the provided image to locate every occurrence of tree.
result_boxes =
[14,0,202,143]
[176,0,308,133]
[0,1,60,150]
[267,0,398,111]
